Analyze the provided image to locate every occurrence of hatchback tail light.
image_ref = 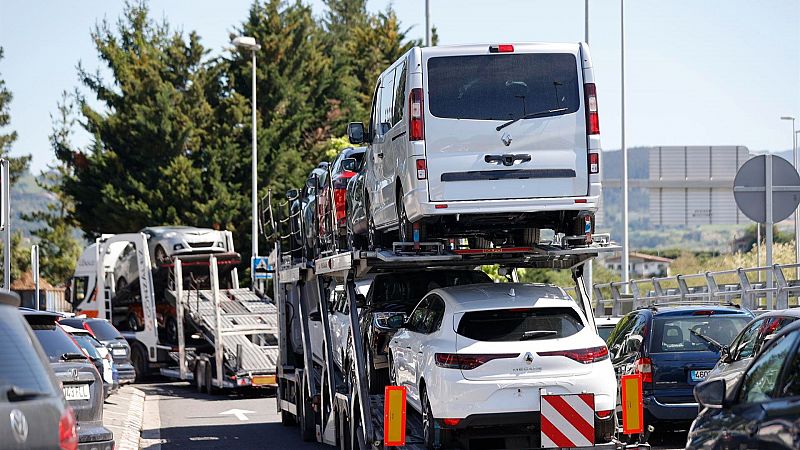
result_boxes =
[584,83,599,135]
[539,346,609,364]
[434,353,518,370]
[409,88,425,141]
[59,407,78,450]
[634,357,653,383]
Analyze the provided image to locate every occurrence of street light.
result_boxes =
[781,115,798,270]
[233,35,261,287]
[620,0,629,289]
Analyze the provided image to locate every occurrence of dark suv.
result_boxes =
[358,270,492,393]
[0,291,79,449]
[23,310,114,450]
[608,305,752,431]
[60,318,136,384]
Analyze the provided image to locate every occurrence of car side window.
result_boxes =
[740,333,797,403]
[378,69,396,135]
[607,314,635,359]
[624,314,648,355]
[407,298,431,333]
[731,318,765,361]
[392,61,407,125]
[420,295,445,334]
[779,347,800,398]
[368,83,380,140]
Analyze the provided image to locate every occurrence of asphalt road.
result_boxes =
[137,380,687,450]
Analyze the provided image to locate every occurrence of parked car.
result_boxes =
[596,316,622,342]
[22,309,114,450]
[60,318,136,385]
[358,269,493,394]
[62,324,118,399]
[688,321,800,449]
[290,163,329,260]
[317,146,366,251]
[345,157,371,249]
[347,43,600,247]
[0,291,79,450]
[705,309,800,397]
[311,278,373,372]
[388,283,615,448]
[607,306,752,432]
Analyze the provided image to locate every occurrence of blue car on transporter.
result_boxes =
[607,305,753,431]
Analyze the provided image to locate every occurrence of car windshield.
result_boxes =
[29,324,85,363]
[427,53,580,121]
[72,335,101,359]
[597,325,616,342]
[652,315,750,353]
[0,312,56,397]
[87,320,124,341]
[370,271,491,309]
[457,307,585,342]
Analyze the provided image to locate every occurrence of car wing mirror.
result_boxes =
[342,158,358,172]
[348,122,365,145]
[694,378,727,409]
[306,176,318,189]
[286,188,299,200]
[355,294,366,309]
[386,313,406,330]
[719,345,731,363]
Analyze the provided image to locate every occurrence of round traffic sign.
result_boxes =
[733,155,800,223]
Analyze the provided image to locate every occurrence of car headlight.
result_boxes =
[173,244,184,251]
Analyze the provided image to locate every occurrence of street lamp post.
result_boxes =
[233,36,261,287]
[781,116,798,272]
[621,0,630,288]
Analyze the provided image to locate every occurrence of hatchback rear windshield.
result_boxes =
[652,315,750,353]
[86,320,124,341]
[72,335,101,360]
[370,271,491,308]
[30,325,84,363]
[427,53,580,120]
[0,312,56,397]
[457,307,584,342]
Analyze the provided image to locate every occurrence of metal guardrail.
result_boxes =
[593,263,800,316]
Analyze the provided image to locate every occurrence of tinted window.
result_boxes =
[780,348,800,398]
[369,271,491,309]
[72,335,101,360]
[419,296,445,334]
[0,312,56,396]
[407,298,431,332]
[740,333,797,403]
[392,62,407,125]
[731,318,766,360]
[31,325,84,363]
[378,69,396,134]
[597,325,615,342]
[457,307,584,342]
[427,53,579,120]
[608,314,636,359]
[652,315,750,353]
[87,319,123,341]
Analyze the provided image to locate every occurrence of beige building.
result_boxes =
[604,252,674,278]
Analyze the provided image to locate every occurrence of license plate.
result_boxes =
[252,375,277,386]
[112,348,126,356]
[690,370,710,382]
[63,384,91,401]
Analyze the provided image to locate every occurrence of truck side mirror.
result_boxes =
[342,158,358,172]
[348,122,365,145]
[355,294,366,308]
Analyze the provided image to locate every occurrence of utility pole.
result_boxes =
[2,160,9,290]
[621,0,630,288]
[425,0,431,46]
[585,0,589,43]
[31,245,39,310]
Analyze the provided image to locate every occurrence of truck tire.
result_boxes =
[281,410,297,426]
[130,343,149,383]
[194,360,206,393]
[298,377,316,441]
[204,359,216,395]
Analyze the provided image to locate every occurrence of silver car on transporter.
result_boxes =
[347,42,602,248]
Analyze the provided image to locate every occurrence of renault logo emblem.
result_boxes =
[501,133,513,147]
[524,352,534,365]
[70,368,80,380]
[10,409,28,444]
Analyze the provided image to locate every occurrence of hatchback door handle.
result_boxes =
[405,346,411,349]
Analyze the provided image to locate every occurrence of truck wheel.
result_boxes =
[130,343,149,383]
[298,378,316,441]
[397,187,425,244]
[194,360,206,393]
[281,410,297,426]
[204,359,216,395]
[513,228,540,247]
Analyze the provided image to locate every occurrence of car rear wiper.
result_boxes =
[689,329,723,351]
[520,330,558,341]
[3,385,49,402]
[60,352,87,361]
[496,108,569,131]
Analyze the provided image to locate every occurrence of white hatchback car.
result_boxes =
[388,283,616,448]
[348,42,601,246]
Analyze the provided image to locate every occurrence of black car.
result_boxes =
[358,270,493,394]
[23,310,114,450]
[318,146,366,251]
[60,318,136,384]
[290,162,329,260]
[688,320,800,449]
[345,156,370,249]
[607,305,752,431]
[0,291,79,450]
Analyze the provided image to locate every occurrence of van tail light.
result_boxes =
[443,418,461,427]
[584,83,599,135]
[635,357,653,383]
[416,159,427,180]
[434,353,518,370]
[539,346,609,364]
[59,407,78,450]
[409,88,425,141]
[588,152,599,174]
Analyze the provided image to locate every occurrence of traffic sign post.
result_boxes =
[734,154,800,306]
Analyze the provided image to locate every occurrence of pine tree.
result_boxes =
[0,47,31,183]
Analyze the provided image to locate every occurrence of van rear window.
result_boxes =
[457,307,584,342]
[427,53,579,120]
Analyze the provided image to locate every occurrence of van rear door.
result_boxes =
[423,44,589,202]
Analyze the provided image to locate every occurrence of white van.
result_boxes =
[347,43,601,247]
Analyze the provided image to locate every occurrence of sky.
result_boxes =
[1,0,798,174]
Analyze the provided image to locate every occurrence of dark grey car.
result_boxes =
[60,318,136,385]
[23,310,114,450]
[0,291,79,450]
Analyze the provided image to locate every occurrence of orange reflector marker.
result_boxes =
[384,386,406,446]
[621,374,644,434]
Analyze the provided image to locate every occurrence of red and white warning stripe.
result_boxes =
[541,393,595,448]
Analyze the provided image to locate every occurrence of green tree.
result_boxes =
[431,25,439,46]
[0,47,31,183]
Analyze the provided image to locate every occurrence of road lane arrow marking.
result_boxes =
[219,409,256,421]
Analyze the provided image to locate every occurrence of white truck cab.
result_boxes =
[348,42,601,247]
